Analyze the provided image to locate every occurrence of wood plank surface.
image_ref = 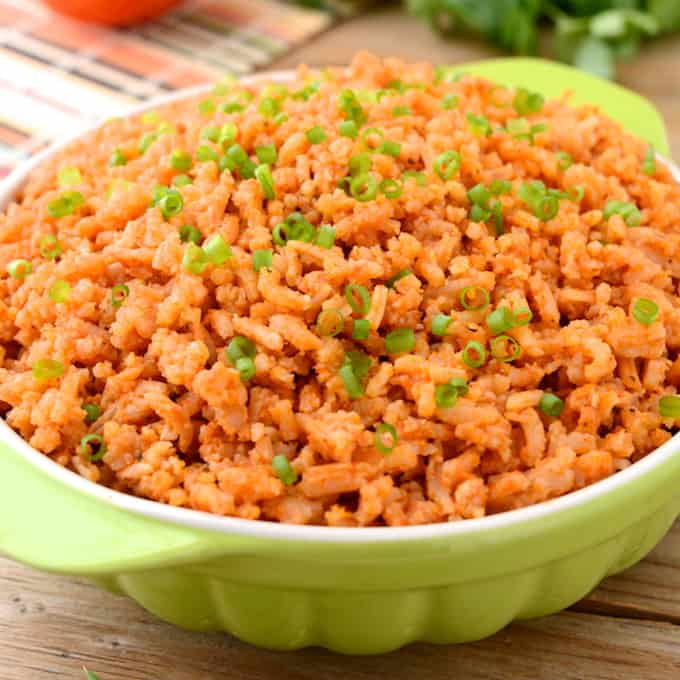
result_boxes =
[3,5,680,679]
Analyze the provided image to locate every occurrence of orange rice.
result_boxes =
[1,52,680,526]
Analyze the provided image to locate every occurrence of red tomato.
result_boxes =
[42,0,183,26]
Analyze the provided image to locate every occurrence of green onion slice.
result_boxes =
[402,170,426,186]
[47,191,84,219]
[58,166,83,186]
[158,190,184,219]
[441,93,459,110]
[486,306,515,335]
[467,113,492,137]
[183,243,209,275]
[462,341,486,368]
[345,284,371,315]
[172,174,192,187]
[386,269,411,288]
[203,233,233,265]
[110,283,129,308]
[255,164,276,200]
[379,178,403,199]
[632,298,659,326]
[170,149,193,171]
[433,150,462,180]
[513,88,544,115]
[315,224,336,249]
[179,224,202,245]
[306,126,327,144]
[235,356,256,382]
[39,234,62,260]
[339,120,359,138]
[490,334,522,362]
[385,327,415,354]
[352,318,370,340]
[316,308,345,337]
[227,335,257,365]
[339,363,364,400]
[659,395,680,418]
[109,148,128,167]
[349,174,378,202]
[7,259,32,280]
[374,422,398,455]
[376,140,401,157]
[79,433,106,462]
[48,279,71,303]
[460,286,490,311]
[255,144,277,165]
[252,248,273,272]
[642,146,656,176]
[556,151,573,171]
[348,152,372,177]
[603,200,641,227]
[431,313,452,337]
[82,403,101,424]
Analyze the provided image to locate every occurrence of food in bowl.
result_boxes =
[1,52,679,527]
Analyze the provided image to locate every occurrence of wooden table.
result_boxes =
[2,6,680,679]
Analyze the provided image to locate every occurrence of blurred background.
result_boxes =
[0,0,679,177]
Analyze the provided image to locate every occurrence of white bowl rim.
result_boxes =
[1,69,679,544]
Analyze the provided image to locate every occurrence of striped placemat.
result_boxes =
[0,0,345,178]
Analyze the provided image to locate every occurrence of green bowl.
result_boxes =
[1,59,678,655]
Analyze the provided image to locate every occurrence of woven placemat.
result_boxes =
[0,0,352,177]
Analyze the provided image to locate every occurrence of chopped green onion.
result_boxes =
[467,113,492,137]
[306,126,327,145]
[431,313,452,337]
[344,350,372,379]
[285,213,315,242]
[338,89,367,126]
[376,140,401,157]
[109,148,127,167]
[239,159,257,179]
[468,184,491,206]
[196,145,219,163]
[486,306,515,335]
[380,178,403,199]
[316,308,345,337]
[361,127,384,149]
[556,151,573,171]
[272,454,298,485]
[170,149,193,171]
[345,283,371,315]
[259,96,280,118]
[659,395,680,418]
[338,120,359,138]
[255,144,277,165]
[79,433,106,462]
[203,233,233,265]
[392,105,412,117]
[512,307,533,327]
[252,248,273,272]
[141,111,160,125]
[198,98,216,116]
[158,190,183,219]
[433,150,462,180]
[226,143,248,166]
[568,185,585,202]
[518,181,560,221]
[462,340,486,368]
[642,146,656,176]
[47,191,84,219]
[110,283,129,308]
[151,185,169,204]
[315,224,336,249]
[349,174,378,202]
[460,286,490,311]
[435,379,468,409]
[157,121,175,136]
[632,298,659,326]
[348,153,372,177]
[351,318,370,340]
[603,200,641,227]
[386,269,410,288]
[490,335,522,362]
[39,234,62,260]
[183,243,209,275]
[201,126,220,143]
[219,122,238,146]
[339,363,364,400]
[235,356,256,382]
[32,358,64,381]
[489,179,512,195]
[255,164,276,200]
[7,259,32,280]
[179,224,202,245]
[441,94,459,110]
[226,335,257,365]
[58,166,82,186]
[48,279,71,303]
[539,393,564,417]
[272,222,289,246]
[402,170,426,186]
[218,155,235,173]
[292,81,319,101]
[513,88,544,115]
[374,422,398,455]
[385,327,415,354]
[172,174,192,187]
[82,403,101,424]
[212,74,236,96]
[139,131,159,154]
[221,101,244,114]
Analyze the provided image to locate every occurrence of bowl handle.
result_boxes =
[461,58,669,156]
[0,442,254,574]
